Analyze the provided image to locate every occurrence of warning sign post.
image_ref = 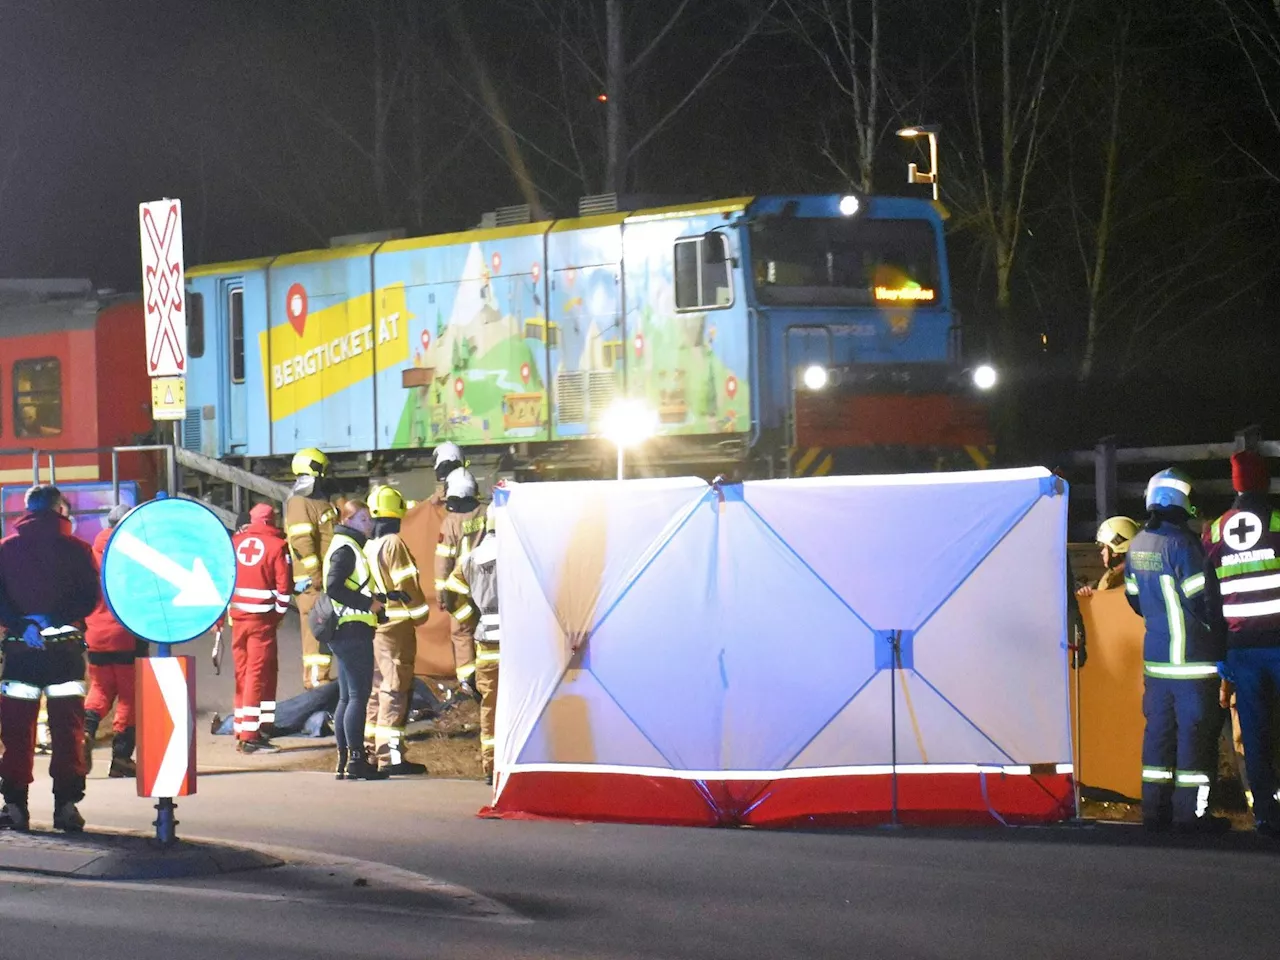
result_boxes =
[140,198,187,430]
[101,495,236,845]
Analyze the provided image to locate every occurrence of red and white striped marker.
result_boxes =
[136,656,196,798]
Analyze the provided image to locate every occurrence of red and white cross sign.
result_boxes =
[136,656,197,798]
[139,199,187,377]
[236,536,265,566]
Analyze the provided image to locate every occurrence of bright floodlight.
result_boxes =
[839,194,860,216]
[601,398,658,449]
[802,364,829,391]
[972,364,997,391]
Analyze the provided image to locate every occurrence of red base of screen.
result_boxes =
[481,770,1075,827]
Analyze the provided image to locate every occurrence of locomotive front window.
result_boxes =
[750,218,939,307]
[13,357,61,438]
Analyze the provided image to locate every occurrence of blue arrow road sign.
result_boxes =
[102,497,235,644]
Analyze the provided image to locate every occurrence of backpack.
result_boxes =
[307,592,338,647]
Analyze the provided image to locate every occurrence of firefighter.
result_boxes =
[1077,516,1139,597]
[0,486,100,832]
[452,503,500,783]
[1124,468,1229,833]
[286,447,338,688]
[430,442,465,505]
[435,467,487,704]
[227,503,293,753]
[1203,450,1280,835]
[83,504,140,778]
[363,485,431,775]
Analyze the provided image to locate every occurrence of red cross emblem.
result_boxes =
[236,536,265,567]
[141,202,186,375]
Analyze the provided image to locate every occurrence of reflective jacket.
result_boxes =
[85,526,135,653]
[285,478,336,589]
[366,532,429,623]
[0,511,99,636]
[434,497,487,626]
[323,526,376,627]
[1203,493,1280,649]
[1124,517,1219,679]
[230,521,293,623]
[455,534,499,644]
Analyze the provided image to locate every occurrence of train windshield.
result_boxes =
[749,217,940,307]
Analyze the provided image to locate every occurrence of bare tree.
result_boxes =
[781,0,883,192]
[472,0,779,197]
[944,0,1076,364]
[1070,13,1128,382]
[1214,0,1280,184]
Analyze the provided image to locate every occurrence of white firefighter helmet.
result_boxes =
[433,442,464,470]
[1096,516,1140,554]
[445,467,477,500]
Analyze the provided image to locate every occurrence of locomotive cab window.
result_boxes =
[750,217,939,307]
[13,357,61,438]
[187,292,205,358]
[229,288,245,383]
[674,235,732,311]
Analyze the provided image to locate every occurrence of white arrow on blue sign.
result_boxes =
[102,497,235,644]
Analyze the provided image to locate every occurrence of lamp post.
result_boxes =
[897,125,941,201]
[600,398,658,480]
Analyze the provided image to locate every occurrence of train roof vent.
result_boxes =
[0,278,93,300]
[494,204,532,226]
[328,228,406,248]
[579,194,618,216]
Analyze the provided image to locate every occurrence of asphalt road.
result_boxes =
[0,770,1264,959]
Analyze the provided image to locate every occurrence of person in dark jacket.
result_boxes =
[323,499,387,781]
[0,486,101,832]
[1203,450,1280,835]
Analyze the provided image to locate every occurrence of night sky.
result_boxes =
[2,0,1278,452]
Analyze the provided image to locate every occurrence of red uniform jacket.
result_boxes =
[85,526,137,653]
[229,521,293,624]
[0,511,99,635]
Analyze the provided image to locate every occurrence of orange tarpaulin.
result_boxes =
[400,497,458,679]
[1071,588,1145,800]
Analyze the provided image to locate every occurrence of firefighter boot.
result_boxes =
[53,802,85,833]
[109,727,136,779]
[82,710,101,776]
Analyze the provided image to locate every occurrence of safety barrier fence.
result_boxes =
[1062,426,1273,541]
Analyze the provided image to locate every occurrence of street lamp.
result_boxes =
[897,124,941,201]
[600,398,658,480]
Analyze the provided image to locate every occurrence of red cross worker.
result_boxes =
[224,503,293,753]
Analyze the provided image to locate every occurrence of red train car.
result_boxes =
[0,280,155,524]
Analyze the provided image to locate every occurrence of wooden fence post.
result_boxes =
[1095,436,1117,529]
[1235,425,1261,453]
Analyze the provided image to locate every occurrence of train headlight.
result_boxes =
[972,364,997,391]
[838,195,860,216]
[802,364,829,391]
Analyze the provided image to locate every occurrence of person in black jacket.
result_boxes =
[323,499,387,781]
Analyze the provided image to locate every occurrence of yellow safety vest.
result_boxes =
[323,533,377,627]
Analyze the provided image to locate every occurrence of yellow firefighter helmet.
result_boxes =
[1096,516,1139,554]
[291,447,329,478]
[370,485,408,519]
